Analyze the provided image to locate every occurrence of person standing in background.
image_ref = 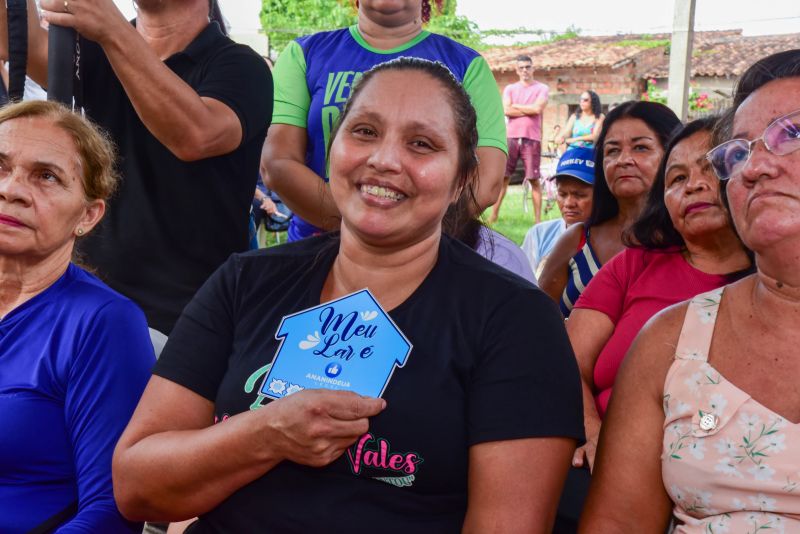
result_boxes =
[1,0,274,335]
[489,55,548,224]
[262,0,507,243]
[557,90,604,149]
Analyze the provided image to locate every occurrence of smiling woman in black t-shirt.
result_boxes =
[113,57,584,533]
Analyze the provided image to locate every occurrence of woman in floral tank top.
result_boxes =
[580,50,800,532]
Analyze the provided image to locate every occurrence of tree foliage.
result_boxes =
[260,0,357,55]
[260,0,483,55]
[425,3,482,50]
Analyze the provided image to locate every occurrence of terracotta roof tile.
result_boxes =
[483,30,799,78]
[483,34,662,72]
[645,33,800,78]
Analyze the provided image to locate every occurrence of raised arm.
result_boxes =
[41,1,271,162]
[0,0,48,85]
[463,438,575,533]
[578,306,681,532]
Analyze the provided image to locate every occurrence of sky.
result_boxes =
[113,0,800,40]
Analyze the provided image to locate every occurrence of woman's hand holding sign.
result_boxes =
[262,389,386,468]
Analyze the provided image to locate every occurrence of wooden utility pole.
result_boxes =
[667,0,696,121]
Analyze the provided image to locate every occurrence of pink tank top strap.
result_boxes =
[674,287,725,362]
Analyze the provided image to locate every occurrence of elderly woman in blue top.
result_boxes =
[0,101,154,533]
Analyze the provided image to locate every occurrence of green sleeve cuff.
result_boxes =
[464,56,508,155]
[272,41,310,128]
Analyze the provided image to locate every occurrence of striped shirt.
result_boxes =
[560,229,602,317]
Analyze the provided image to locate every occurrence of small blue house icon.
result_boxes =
[260,289,412,400]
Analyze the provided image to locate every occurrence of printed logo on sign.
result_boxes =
[259,289,412,399]
[325,362,342,378]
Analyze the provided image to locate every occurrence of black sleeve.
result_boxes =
[153,254,241,401]
[197,45,274,145]
[467,287,585,446]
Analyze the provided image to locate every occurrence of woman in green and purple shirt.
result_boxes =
[261,0,508,242]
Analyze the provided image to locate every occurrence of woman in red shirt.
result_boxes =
[568,117,752,471]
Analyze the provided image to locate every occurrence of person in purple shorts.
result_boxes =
[489,55,549,224]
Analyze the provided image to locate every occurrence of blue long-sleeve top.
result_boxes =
[0,264,155,533]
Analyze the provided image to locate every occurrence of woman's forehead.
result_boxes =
[667,131,709,166]
[734,77,800,136]
[605,117,655,142]
[349,71,456,128]
[0,118,81,171]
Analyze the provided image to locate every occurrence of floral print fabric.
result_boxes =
[662,287,800,533]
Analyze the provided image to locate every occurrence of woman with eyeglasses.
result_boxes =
[580,49,800,532]
[556,90,604,149]
[566,117,751,474]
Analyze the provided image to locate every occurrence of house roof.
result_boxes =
[645,33,800,78]
[483,30,800,78]
[483,34,662,72]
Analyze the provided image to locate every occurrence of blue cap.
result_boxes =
[552,147,596,185]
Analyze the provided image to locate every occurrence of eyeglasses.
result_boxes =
[706,109,800,181]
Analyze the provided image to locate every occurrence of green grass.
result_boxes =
[614,39,670,49]
[481,184,561,245]
[260,184,561,248]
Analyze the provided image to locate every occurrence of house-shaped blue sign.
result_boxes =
[259,289,412,400]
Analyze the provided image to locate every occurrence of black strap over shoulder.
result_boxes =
[47,24,77,105]
[25,499,78,534]
[6,0,28,101]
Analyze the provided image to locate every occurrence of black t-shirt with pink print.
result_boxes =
[154,234,584,533]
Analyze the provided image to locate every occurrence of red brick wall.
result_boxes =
[493,62,650,144]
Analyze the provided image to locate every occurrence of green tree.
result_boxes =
[260,0,483,56]
[260,0,357,57]
[425,1,482,49]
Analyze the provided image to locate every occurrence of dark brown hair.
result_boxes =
[587,100,681,228]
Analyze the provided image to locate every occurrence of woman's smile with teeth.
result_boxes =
[360,184,406,201]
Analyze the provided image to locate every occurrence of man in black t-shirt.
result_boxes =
[4,0,273,333]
